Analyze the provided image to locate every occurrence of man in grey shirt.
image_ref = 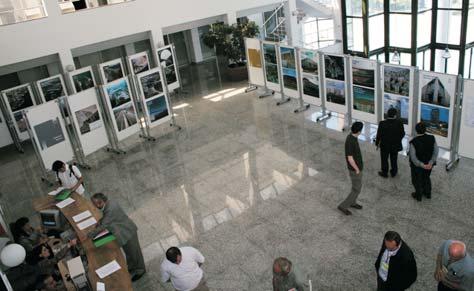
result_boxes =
[272,257,305,291]
[434,240,474,291]
[409,122,438,201]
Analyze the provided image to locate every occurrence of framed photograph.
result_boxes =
[136,68,164,100]
[324,55,345,81]
[326,79,345,105]
[104,78,132,109]
[74,104,103,135]
[99,58,125,84]
[263,42,279,85]
[157,46,178,88]
[33,118,65,150]
[69,66,96,93]
[127,51,150,75]
[37,75,67,102]
[280,46,298,95]
[2,84,35,112]
[384,66,410,96]
[300,50,318,75]
[145,96,169,123]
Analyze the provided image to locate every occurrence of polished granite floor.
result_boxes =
[0,62,473,290]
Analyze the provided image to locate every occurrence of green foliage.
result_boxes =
[202,21,259,65]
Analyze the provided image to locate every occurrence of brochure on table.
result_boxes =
[459,79,474,159]
[262,41,280,93]
[244,38,265,87]
[350,58,378,124]
[299,48,322,106]
[323,54,348,114]
[279,45,299,99]
[157,45,180,91]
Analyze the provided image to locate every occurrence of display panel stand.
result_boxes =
[342,55,353,132]
[159,64,182,131]
[0,97,24,153]
[244,38,261,94]
[129,74,156,142]
[171,44,188,97]
[256,40,275,98]
[315,53,331,123]
[293,48,310,113]
[445,75,463,171]
[275,44,291,106]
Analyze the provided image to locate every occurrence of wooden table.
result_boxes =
[33,193,133,291]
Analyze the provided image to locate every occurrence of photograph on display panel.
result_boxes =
[326,79,345,105]
[158,47,178,85]
[105,79,132,109]
[74,104,103,135]
[353,86,375,114]
[113,102,137,132]
[38,76,66,102]
[163,66,177,85]
[129,52,150,75]
[420,76,452,108]
[420,103,449,137]
[71,68,95,93]
[14,111,28,133]
[263,43,279,84]
[101,60,124,83]
[139,71,163,99]
[352,67,375,88]
[146,96,169,123]
[248,48,262,68]
[4,85,34,112]
[384,94,409,124]
[301,50,318,75]
[324,55,345,81]
[280,47,297,91]
[384,66,410,96]
[303,74,319,98]
[33,118,65,150]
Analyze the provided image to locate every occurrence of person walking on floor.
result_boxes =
[89,193,146,281]
[434,240,474,291]
[338,121,364,216]
[272,257,305,291]
[375,231,417,291]
[375,108,405,178]
[409,122,438,201]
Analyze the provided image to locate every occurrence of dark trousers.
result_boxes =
[380,148,399,176]
[377,276,406,291]
[438,282,457,291]
[123,231,146,276]
[410,165,432,199]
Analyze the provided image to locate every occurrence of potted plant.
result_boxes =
[202,21,259,82]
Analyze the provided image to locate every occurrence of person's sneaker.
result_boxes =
[132,272,146,282]
[378,171,388,178]
[350,203,363,210]
[338,206,352,215]
[411,192,421,202]
[390,172,397,177]
[424,193,431,199]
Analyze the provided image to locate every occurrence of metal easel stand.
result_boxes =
[22,111,54,186]
[171,44,189,97]
[315,53,331,122]
[293,48,310,113]
[96,86,126,155]
[342,54,353,132]
[61,97,91,169]
[159,64,182,131]
[129,75,156,142]
[316,108,332,122]
[446,75,463,171]
[275,44,291,106]
[0,96,24,153]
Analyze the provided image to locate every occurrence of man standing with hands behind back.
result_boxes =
[338,122,364,216]
[376,108,405,178]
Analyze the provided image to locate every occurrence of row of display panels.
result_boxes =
[245,38,458,149]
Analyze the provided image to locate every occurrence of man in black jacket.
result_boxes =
[376,108,405,177]
[375,231,417,291]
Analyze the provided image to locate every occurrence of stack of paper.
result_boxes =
[77,217,97,230]
[72,210,92,223]
[48,187,64,196]
[95,260,121,279]
[56,198,75,209]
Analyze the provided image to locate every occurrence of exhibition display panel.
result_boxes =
[99,58,125,84]
[36,74,68,102]
[68,66,97,94]
[262,41,281,93]
[418,70,457,149]
[351,58,378,124]
[136,68,171,128]
[127,51,150,75]
[244,38,265,87]
[1,84,37,141]
[67,89,109,156]
[323,54,347,114]
[279,45,299,99]
[157,45,180,91]
[459,79,474,159]
[24,100,74,170]
[299,48,321,106]
[0,110,13,148]
[382,64,415,135]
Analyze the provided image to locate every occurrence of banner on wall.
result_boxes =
[68,89,109,156]
[299,48,321,106]
[459,79,474,158]
[99,58,125,84]
[244,38,264,87]
[36,74,68,103]
[262,41,280,93]
[382,64,415,135]
[25,101,74,170]
[417,70,457,149]
[323,54,347,114]
[68,66,97,94]
[279,45,299,99]
[1,84,37,141]
[351,58,378,124]
[136,68,172,128]
[157,45,180,91]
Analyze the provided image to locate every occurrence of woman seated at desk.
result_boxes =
[11,217,48,253]
[26,239,77,279]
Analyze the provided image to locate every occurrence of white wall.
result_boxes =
[0,0,282,70]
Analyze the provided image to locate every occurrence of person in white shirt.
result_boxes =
[51,160,85,195]
[160,246,208,291]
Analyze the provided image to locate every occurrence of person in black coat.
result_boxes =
[375,108,405,177]
[375,231,417,291]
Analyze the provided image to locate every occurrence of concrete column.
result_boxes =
[190,28,203,63]
[58,49,75,72]
[284,0,301,46]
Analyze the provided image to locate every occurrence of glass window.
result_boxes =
[436,10,462,45]
[369,0,384,15]
[434,49,459,74]
[438,0,462,9]
[464,48,472,78]
[424,49,431,69]
[346,0,362,16]
[0,0,47,26]
[417,50,431,70]
[417,11,432,47]
[418,0,432,10]
[390,0,411,12]
[370,54,378,60]
[467,8,474,43]
[390,14,412,48]
[302,17,335,50]
[369,14,384,50]
[347,18,364,52]
[58,0,134,14]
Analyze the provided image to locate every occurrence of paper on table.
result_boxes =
[96,282,105,291]
[77,217,97,230]
[72,210,92,223]
[48,187,64,196]
[56,198,75,209]
[95,260,121,279]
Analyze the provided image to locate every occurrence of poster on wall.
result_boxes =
[99,58,125,84]
[127,51,150,75]
[136,68,171,127]
[157,45,180,91]
[351,58,378,123]
[37,74,67,102]
[244,38,265,87]
[1,84,37,141]
[279,46,299,99]
[262,42,280,92]
[382,64,414,135]
[418,71,456,148]
[324,54,347,113]
[68,66,96,93]
[299,49,321,106]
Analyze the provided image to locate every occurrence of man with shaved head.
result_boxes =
[434,240,474,290]
[272,257,305,291]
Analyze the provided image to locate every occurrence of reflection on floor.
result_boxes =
[0,69,473,290]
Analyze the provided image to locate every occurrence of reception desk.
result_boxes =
[33,193,133,291]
